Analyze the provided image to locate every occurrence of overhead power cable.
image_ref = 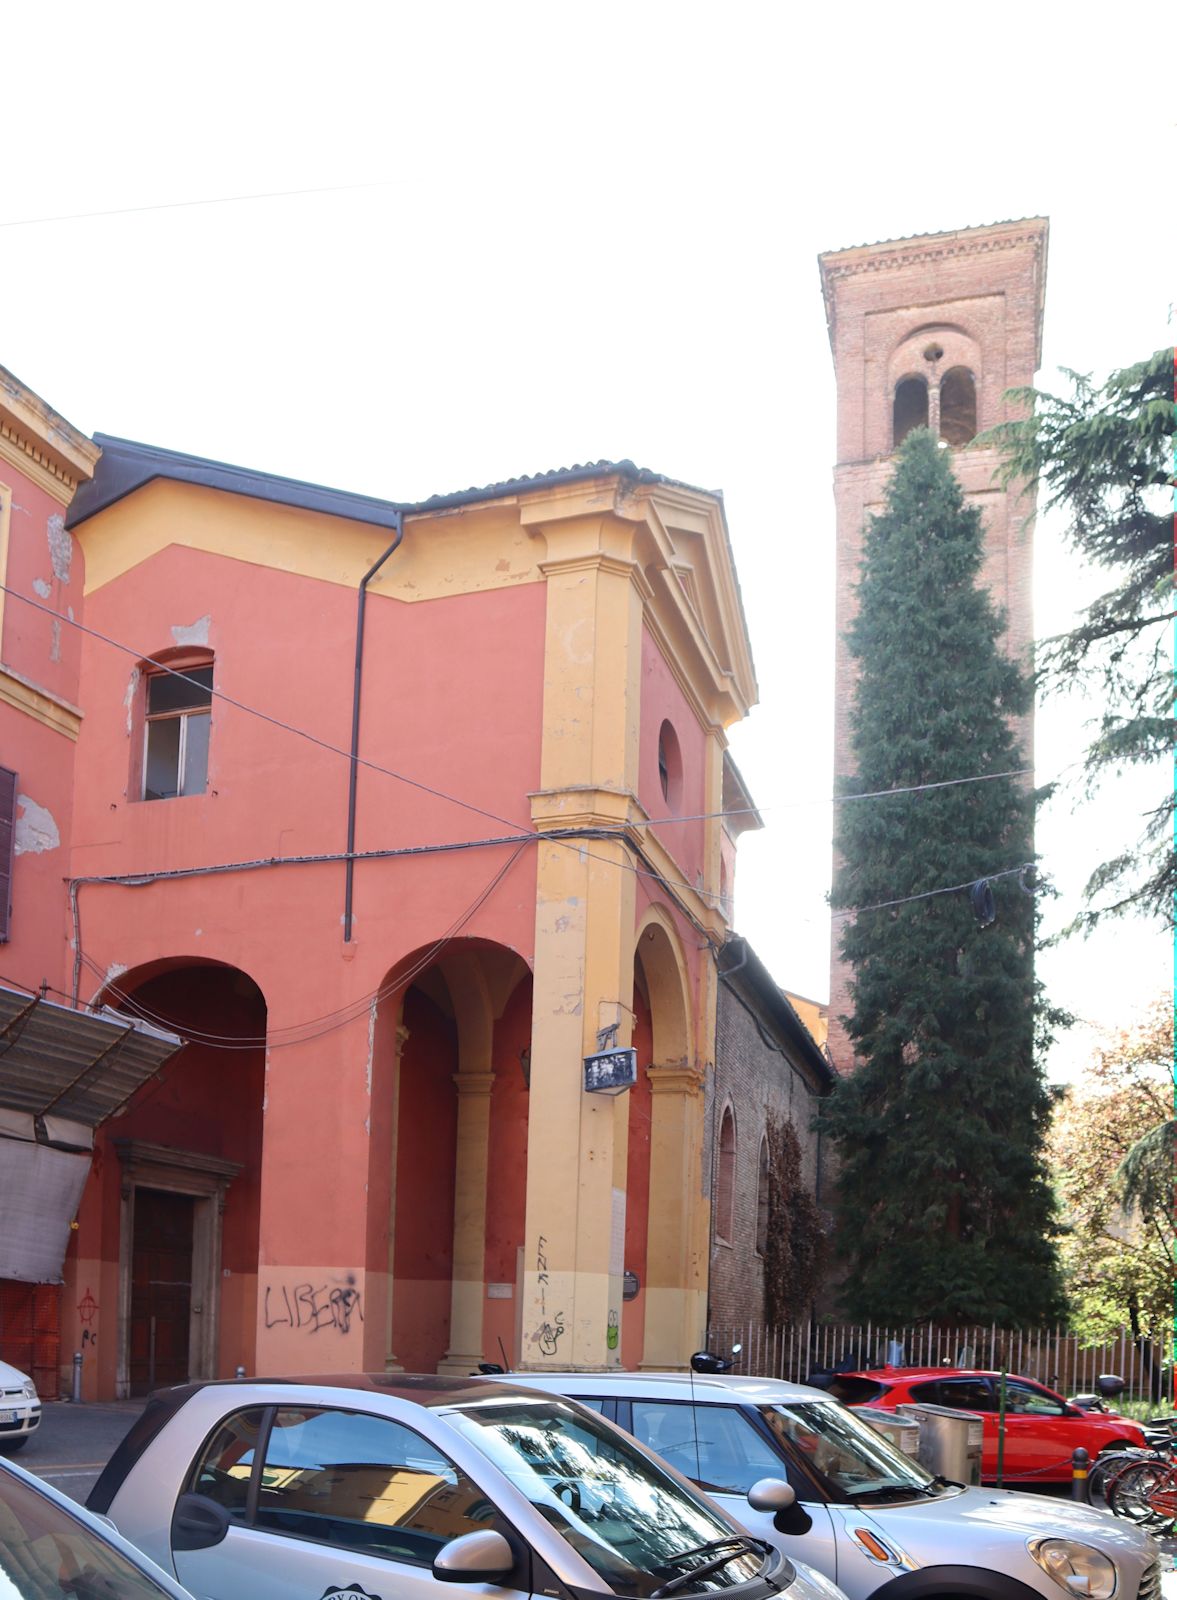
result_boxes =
[0,179,397,232]
[0,582,1043,829]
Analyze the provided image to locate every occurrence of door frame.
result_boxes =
[114,1140,241,1399]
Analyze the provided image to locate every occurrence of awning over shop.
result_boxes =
[0,985,182,1129]
[0,985,183,1283]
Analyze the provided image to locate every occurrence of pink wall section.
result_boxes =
[621,981,653,1370]
[639,626,706,884]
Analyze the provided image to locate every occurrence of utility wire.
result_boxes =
[0,582,1044,830]
[0,179,397,232]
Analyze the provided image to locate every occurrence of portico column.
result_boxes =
[437,1070,495,1374]
[640,1062,709,1369]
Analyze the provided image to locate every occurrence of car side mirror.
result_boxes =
[172,1492,231,1552]
[433,1530,516,1584]
[747,1478,795,1513]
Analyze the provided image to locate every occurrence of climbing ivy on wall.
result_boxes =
[763,1115,826,1327]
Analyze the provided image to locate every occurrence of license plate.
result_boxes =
[0,1412,16,1425]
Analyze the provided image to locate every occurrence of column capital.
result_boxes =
[451,1071,496,1097]
[646,1063,704,1097]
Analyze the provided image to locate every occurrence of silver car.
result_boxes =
[506,1371,1165,1600]
[0,1453,196,1598]
[89,1374,850,1600]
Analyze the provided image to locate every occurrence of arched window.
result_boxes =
[141,652,213,801]
[756,1136,770,1257]
[716,1107,736,1244]
[657,719,682,808]
[939,367,977,447]
[892,376,928,448]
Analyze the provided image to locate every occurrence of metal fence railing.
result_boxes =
[706,1321,1171,1402]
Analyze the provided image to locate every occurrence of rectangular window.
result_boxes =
[143,667,212,801]
[0,765,15,943]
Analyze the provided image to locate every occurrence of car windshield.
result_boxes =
[760,1400,935,1499]
[0,1466,172,1599]
[450,1398,771,1597]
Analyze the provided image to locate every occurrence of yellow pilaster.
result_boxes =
[641,1062,709,1367]
[521,524,642,1370]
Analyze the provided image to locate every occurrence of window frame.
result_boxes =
[138,655,213,803]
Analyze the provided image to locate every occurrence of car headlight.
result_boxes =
[22,1382,36,1401]
[1028,1539,1116,1599]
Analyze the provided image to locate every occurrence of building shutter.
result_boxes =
[0,767,15,943]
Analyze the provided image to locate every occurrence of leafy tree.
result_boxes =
[1048,998,1172,1385]
[820,428,1065,1327]
[983,349,1176,930]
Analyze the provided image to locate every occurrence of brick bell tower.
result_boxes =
[819,218,1049,1074]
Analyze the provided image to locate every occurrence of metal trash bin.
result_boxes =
[857,1406,921,1460]
[896,1403,983,1485]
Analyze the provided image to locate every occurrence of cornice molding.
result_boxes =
[0,366,98,503]
[822,226,1047,285]
[0,663,83,740]
[0,426,79,506]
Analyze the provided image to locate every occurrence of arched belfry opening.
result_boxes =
[893,376,928,448]
[940,366,977,446]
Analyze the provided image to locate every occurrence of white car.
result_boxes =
[90,1373,851,1600]
[0,1357,40,1452]
[0,1453,197,1597]
[507,1370,1163,1600]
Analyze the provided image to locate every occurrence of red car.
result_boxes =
[828,1367,1147,1484]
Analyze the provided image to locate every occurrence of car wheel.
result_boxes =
[0,1438,29,1454]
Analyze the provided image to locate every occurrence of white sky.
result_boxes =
[2,2,1171,1080]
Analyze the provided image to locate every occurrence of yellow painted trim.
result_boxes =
[0,483,9,651]
[0,364,98,489]
[0,429,77,507]
[78,479,547,602]
[0,664,83,740]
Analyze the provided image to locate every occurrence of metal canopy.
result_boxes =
[0,985,183,1128]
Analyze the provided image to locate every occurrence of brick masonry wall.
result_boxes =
[708,977,827,1332]
[821,221,1046,1073]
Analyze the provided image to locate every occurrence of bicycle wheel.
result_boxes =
[1089,1451,1140,1509]
[1107,1459,1175,1529]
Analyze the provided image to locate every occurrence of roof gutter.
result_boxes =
[344,513,404,942]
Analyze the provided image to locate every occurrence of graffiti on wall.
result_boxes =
[531,1235,565,1356]
[263,1277,364,1335]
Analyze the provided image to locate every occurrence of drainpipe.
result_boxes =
[344,514,404,942]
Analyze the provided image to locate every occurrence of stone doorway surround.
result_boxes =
[114,1140,241,1400]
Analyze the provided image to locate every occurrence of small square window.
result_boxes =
[143,665,212,801]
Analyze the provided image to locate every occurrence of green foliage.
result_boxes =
[1049,998,1173,1345]
[820,429,1065,1327]
[982,349,1176,930]
[763,1116,826,1327]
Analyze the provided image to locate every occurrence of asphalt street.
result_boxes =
[11,1398,145,1503]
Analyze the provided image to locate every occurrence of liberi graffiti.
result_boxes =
[263,1278,364,1335]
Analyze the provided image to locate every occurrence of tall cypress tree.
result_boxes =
[821,429,1064,1327]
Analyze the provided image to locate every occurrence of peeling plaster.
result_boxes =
[366,999,377,1095]
[50,619,61,662]
[105,961,129,983]
[14,795,59,854]
[46,515,71,583]
[124,667,140,735]
[171,614,210,648]
[31,578,50,599]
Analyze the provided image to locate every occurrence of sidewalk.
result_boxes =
[14,1398,146,1503]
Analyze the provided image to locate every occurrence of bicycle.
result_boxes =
[1106,1449,1177,1531]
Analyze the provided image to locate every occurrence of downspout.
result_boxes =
[344,513,405,942]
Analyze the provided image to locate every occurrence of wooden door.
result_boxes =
[129,1188,194,1395]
